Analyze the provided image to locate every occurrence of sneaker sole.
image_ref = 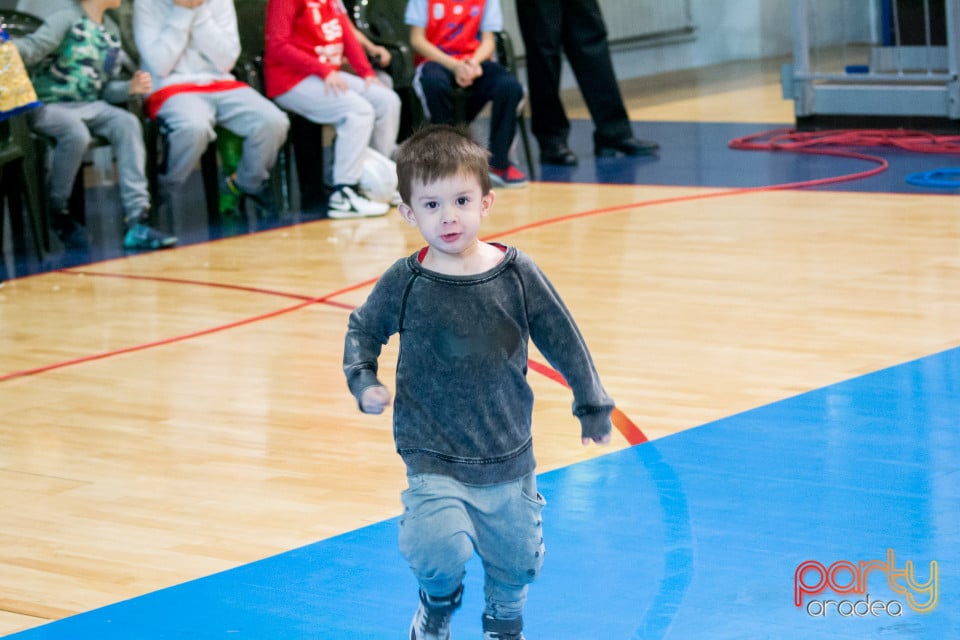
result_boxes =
[490,179,529,189]
[327,209,388,219]
[124,239,177,250]
[488,174,529,189]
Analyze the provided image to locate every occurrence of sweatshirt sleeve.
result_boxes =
[342,261,407,409]
[101,17,132,105]
[188,1,241,73]
[134,0,239,79]
[517,252,615,440]
[265,0,333,79]
[265,3,373,81]
[134,1,191,77]
[12,9,73,67]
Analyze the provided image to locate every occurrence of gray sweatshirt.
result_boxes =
[343,245,614,485]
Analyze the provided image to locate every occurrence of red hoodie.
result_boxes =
[264,0,374,98]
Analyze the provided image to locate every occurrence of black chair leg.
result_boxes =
[517,112,535,181]
[200,142,220,227]
[68,170,86,226]
[289,114,328,211]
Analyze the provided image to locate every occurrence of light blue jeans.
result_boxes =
[399,472,546,621]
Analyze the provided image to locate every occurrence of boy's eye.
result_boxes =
[423,201,439,209]
[456,197,469,206]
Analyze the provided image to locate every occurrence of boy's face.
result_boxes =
[399,172,494,258]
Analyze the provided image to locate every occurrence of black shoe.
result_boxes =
[595,136,660,157]
[223,174,277,218]
[50,210,89,250]
[539,143,578,166]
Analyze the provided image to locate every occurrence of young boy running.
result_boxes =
[343,124,613,639]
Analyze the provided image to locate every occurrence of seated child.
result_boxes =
[406,0,528,188]
[14,0,176,251]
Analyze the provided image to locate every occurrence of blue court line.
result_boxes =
[7,347,958,639]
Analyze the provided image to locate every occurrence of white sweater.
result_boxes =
[132,0,241,89]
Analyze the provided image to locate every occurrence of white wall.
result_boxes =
[510,0,877,86]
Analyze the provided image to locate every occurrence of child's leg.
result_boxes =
[357,81,401,160]
[213,87,289,193]
[474,473,545,630]
[87,102,150,221]
[399,473,475,598]
[274,76,373,189]
[412,62,456,125]
[29,103,91,212]
[155,93,218,193]
[468,63,523,170]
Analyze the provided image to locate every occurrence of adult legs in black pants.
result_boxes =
[515,0,659,164]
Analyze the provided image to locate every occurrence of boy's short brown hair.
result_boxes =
[395,124,492,204]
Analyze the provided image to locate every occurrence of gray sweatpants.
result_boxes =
[154,86,289,196]
[399,472,546,621]
[273,73,400,187]
[30,100,149,221]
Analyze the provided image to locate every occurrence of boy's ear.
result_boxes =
[398,203,417,225]
[480,190,495,217]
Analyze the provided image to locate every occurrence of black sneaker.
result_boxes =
[482,614,526,640]
[223,173,277,218]
[594,136,660,157]
[50,210,89,250]
[409,585,463,640]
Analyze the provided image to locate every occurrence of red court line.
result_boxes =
[63,269,382,303]
[2,190,738,386]
[527,359,647,445]
[0,299,316,382]
[2,138,892,436]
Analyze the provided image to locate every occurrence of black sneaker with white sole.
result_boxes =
[409,585,463,640]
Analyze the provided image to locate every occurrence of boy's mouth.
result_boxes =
[440,232,461,243]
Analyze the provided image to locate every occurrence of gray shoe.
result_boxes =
[409,585,463,640]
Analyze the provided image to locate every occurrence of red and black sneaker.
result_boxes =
[489,164,528,188]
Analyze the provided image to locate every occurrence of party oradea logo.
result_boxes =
[794,549,937,617]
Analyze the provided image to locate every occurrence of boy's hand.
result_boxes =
[360,385,391,414]
[582,433,611,446]
[324,70,348,95]
[174,0,204,8]
[371,45,391,68]
[454,60,480,87]
[128,70,152,96]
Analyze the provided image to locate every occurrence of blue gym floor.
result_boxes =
[2,119,958,638]
[5,347,957,639]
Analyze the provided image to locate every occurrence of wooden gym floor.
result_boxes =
[1,57,958,638]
